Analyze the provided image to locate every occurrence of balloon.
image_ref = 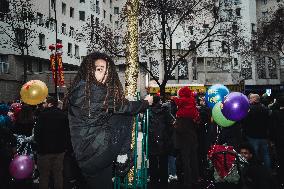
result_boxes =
[212,102,235,127]
[222,92,250,121]
[205,84,230,109]
[9,155,34,180]
[20,80,48,105]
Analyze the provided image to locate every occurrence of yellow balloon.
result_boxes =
[20,80,48,105]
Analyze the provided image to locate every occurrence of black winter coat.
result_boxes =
[34,106,69,154]
[148,104,172,156]
[242,103,270,139]
[68,81,148,177]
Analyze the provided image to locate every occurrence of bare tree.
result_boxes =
[80,0,251,96]
[256,5,284,56]
[0,0,38,82]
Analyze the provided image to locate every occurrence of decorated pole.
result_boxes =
[125,0,139,184]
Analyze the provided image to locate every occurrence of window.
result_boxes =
[234,58,238,67]
[96,17,99,26]
[79,11,85,21]
[96,0,100,14]
[208,40,212,51]
[262,0,267,4]
[141,47,146,55]
[236,8,241,17]
[178,59,188,80]
[232,22,238,32]
[150,57,159,80]
[202,24,209,33]
[0,0,9,14]
[38,34,45,49]
[114,7,119,14]
[68,43,72,56]
[51,0,55,10]
[0,55,9,74]
[15,28,25,44]
[103,10,106,18]
[189,26,194,35]
[114,36,119,44]
[69,26,74,37]
[27,61,32,72]
[37,13,44,26]
[75,45,79,58]
[57,39,62,44]
[80,0,85,3]
[115,21,119,27]
[70,7,74,18]
[280,58,284,66]
[251,23,256,33]
[262,11,268,17]
[222,41,227,52]
[189,41,196,48]
[138,19,142,27]
[61,23,66,34]
[110,0,112,8]
[176,42,181,49]
[110,14,112,22]
[103,0,105,2]
[49,18,55,30]
[233,41,239,51]
[62,3,66,15]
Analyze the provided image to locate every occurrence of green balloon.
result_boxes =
[212,102,235,127]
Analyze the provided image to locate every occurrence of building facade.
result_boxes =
[1,0,284,102]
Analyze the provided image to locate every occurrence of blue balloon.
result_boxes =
[205,84,230,109]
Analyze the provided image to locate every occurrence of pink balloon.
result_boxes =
[9,155,34,180]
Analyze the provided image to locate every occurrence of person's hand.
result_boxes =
[144,95,153,105]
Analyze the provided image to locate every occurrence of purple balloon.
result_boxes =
[222,92,250,121]
[9,155,34,180]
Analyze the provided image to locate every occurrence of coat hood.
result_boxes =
[178,87,192,98]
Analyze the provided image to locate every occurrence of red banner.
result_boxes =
[50,54,56,83]
[49,54,65,86]
[57,55,65,86]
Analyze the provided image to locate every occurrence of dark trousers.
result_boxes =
[177,144,199,188]
[0,149,12,189]
[38,152,65,189]
[276,141,284,184]
[84,165,112,189]
[149,154,168,188]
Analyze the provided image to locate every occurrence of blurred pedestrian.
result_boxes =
[172,87,200,189]
[34,96,69,189]
[242,94,272,171]
[148,95,172,188]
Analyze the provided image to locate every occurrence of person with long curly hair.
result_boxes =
[65,52,152,189]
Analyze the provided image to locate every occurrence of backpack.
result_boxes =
[208,144,247,184]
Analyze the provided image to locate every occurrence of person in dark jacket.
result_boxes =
[148,96,172,188]
[65,52,153,189]
[239,143,275,189]
[34,96,69,189]
[271,94,284,187]
[172,87,200,189]
[13,104,35,137]
[0,126,17,189]
[242,94,271,171]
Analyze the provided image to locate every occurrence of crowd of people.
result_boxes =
[0,51,283,189]
[147,90,284,189]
